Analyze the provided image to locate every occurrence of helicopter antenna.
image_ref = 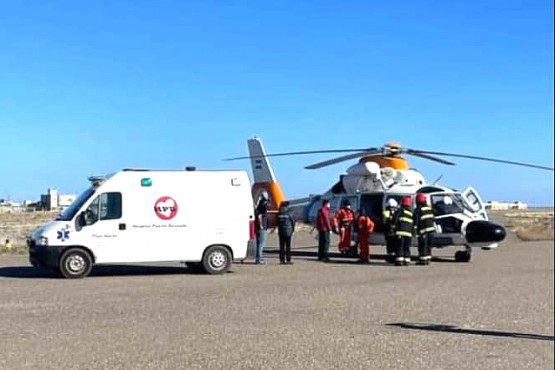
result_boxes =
[432,174,443,185]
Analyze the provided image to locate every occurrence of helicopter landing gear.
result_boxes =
[454,246,472,263]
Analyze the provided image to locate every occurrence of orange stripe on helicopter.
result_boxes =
[360,156,409,170]
[358,141,410,170]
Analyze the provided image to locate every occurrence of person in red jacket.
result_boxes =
[334,199,356,254]
[316,199,333,262]
[356,208,375,263]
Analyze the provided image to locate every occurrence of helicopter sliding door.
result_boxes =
[359,194,386,245]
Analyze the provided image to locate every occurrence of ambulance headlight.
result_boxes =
[36,236,49,246]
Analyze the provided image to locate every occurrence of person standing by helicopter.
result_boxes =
[414,193,436,265]
[356,208,375,263]
[316,199,333,262]
[334,199,356,255]
[254,194,269,265]
[383,198,399,264]
[393,196,414,266]
[277,201,296,265]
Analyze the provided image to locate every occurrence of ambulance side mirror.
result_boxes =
[76,211,86,231]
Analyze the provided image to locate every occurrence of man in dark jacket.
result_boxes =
[316,199,332,262]
[277,201,296,265]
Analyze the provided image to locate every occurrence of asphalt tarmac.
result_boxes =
[0,233,553,370]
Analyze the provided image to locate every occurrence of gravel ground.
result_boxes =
[0,230,553,370]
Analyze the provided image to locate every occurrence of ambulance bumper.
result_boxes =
[28,240,61,268]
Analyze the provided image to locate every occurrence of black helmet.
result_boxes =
[342,199,351,207]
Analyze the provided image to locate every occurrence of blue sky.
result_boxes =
[1,0,553,206]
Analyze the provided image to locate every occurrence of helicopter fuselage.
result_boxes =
[245,137,508,262]
[289,182,505,251]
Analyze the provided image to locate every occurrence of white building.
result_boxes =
[485,200,528,210]
[40,188,77,211]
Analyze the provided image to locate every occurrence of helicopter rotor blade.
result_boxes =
[304,151,379,170]
[406,150,456,165]
[224,148,374,161]
[414,150,554,171]
[226,140,554,171]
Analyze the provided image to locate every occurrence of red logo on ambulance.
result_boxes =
[154,196,178,220]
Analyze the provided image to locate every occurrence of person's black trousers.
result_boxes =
[395,236,411,263]
[418,233,434,261]
[318,231,330,260]
[279,235,292,263]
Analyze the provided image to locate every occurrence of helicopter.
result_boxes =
[226,137,554,262]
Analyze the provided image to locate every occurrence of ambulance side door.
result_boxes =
[77,191,130,263]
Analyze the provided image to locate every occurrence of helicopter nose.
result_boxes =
[465,220,507,243]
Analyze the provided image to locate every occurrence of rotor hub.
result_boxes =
[360,156,409,170]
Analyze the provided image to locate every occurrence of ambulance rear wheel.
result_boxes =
[59,248,93,278]
[202,246,232,274]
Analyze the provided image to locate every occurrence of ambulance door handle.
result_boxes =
[119,223,126,231]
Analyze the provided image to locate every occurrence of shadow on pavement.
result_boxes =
[387,322,554,342]
[266,248,457,264]
[0,265,232,279]
[0,266,57,278]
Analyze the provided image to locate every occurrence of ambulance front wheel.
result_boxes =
[202,246,232,274]
[59,248,93,279]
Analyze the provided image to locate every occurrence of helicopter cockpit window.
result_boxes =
[451,194,480,214]
[431,194,464,216]
[460,192,481,212]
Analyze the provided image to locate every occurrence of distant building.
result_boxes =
[0,200,21,207]
[485,200,528,210]
[510,201,528,210]
[40,188,77,211]
[0,199,24,213]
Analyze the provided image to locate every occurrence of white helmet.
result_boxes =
[387,198,398,208]
[443,196,453,205]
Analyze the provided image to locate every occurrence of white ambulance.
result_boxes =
[27,168,255,278]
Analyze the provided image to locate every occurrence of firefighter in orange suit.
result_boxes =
[356,208,375,263]
[334,199,356,254]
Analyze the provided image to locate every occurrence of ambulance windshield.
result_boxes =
[56,187,95,221]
